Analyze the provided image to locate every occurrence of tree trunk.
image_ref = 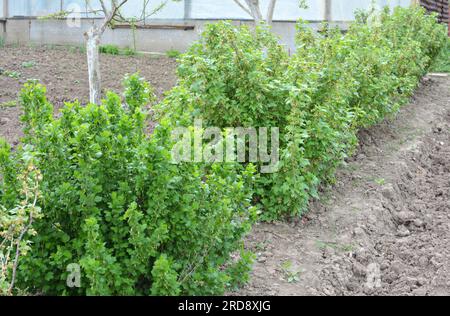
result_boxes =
[245,0,263,24]
[266,0,277,25]
[85,27,102,105]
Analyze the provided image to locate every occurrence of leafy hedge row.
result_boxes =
[157,6,448,220]
[0,75,256,295]
[0,6,447,296]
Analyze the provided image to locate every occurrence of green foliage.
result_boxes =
[21,61,36,69]
[0,70,21,79]
[0,100,18,108]
[99,45,138,56]
[157,7,447,220]
[166,49,182,59]
[225,249,255,291]
[430,38,450,73]
[0,37,4,48]
[1,6,446,296]
[123,47,137,56]
[150,254,181,296]
[100,44,120,55]
[37,10,71,20]
[0,76,256,296]
[156,22,290,129]
[123,73,155,113]
[0,152,43,296]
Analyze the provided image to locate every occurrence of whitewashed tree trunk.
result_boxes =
[245,0,263,24]
[235,0,277,26]
[85,27,102,105]
[266,0,277,25]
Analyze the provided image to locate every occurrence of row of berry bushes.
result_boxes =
[157,6,448,220]
[0,6,447,295]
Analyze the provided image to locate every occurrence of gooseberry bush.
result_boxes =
[158,6,447,220]
[0,75,256,295]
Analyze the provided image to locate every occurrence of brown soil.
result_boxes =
[0,45,178,146]
[238,75,450,296]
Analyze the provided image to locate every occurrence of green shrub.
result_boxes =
[0,74,256,295]
[0,142,43,296]
[157,7,447,220]
[173,22,289,128]
[431,38,450,73]
[269,8,445,219]
[100,44,120,55]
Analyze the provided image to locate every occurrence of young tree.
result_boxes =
[233,0,273,25]
[233,0,308,25]
[84,0,169,105]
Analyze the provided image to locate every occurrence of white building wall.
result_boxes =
[190,0,322,21]
[4,0,413,21]
[332,0,412,21]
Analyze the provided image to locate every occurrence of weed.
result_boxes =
[280,260,300,283]
[100,44,120,55]
[0,100,18,108]
[22,61,36,69]
[166,49,181,58]
[0,70,21,79]
[430,38,450,73]
[123,47,137,56]
[254,241,268,252]
[316,240,354,253]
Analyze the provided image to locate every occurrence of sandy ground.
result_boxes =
[237,75,450,296]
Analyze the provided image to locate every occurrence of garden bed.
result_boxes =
[0,45,178,146]
[238,75,450,296]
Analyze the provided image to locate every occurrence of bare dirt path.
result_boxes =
[239,75,450,296]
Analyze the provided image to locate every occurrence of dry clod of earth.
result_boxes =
[237,76,450,296]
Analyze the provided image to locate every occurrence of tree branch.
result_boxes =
[233,0,252,17]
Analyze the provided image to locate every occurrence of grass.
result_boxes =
[166,49,182,59]
[280,260,300,283]
[22,61,37,68]
[0,70,21,79]
[315,240,355,253]
[0,100,18,108]
[0,36,4,48]
[430,38,450,73]
[123,47,137,56]
[100,44,120,55]
[99,44,138,56]
[374,178,386,186]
